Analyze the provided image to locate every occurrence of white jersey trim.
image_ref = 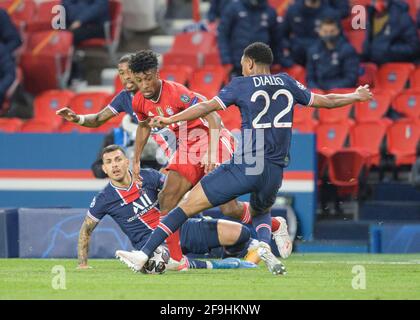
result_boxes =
[213,96,227,110]
[87,211,101,222]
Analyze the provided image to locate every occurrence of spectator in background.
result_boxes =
[362,0,420,65]
[218,0,293,76]
[62,0,110,45]
[208,0,231,23]
[280,0,341,66]
[0,8,22,55]
[306,18,359,90]
[0,43,16,113]
[327,0,350,19]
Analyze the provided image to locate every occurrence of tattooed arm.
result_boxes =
[77,216,99,269]
[56,107,116,128]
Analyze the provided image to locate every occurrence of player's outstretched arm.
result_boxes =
[132,121,151,184]
[311,85,373,109]
[150,99,223,128]
[56,107,115,128]
[77,216,98,269]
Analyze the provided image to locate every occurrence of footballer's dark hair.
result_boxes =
[118,53,133,64]
[101,145,127,159]
[243,42,273,66]
[129,50,159,74]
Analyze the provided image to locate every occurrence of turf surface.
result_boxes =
[1,254,420,300]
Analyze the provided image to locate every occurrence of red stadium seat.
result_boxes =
[0,118,23,133]
[328,149,368,197]
[159,65,193,86]
[217,106,242,132]
[283,65,306,86]
[1,0,37,30]
[386,118,420,166]
[20,31,74,94]
[316,121,352,156]
[358,63,378,87]
[409,67,420,89]
[403,0,419,22]
[58,121,92,133]
[318,105,353,124]
[27,0,61,32]
[163,31,217,69]
[354,91,391,122]
[69,92,111,115]
[374,63,415,94]
[20,121,56,133]
[293,105,315,123]
[189,65,227,99]
[349,121,387,166]
[292,118,319,133]
[29,89,75,128]
[393,90,420,119]
[78,0,123,61]
[345,30,366,54]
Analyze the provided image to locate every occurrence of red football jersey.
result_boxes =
[132,80,208,142]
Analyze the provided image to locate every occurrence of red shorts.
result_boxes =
[166,128,235,186]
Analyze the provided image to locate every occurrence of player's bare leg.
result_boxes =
[158,170,193,261]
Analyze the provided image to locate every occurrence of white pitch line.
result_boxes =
[300,260,420,265]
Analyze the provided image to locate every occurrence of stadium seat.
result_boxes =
[27,90,75,128]
[163,31,217,69]
[318,104,353,124]
[77,0,123,62]
[283,65,306,86]
[293,104,315,123]
[349,121,387,167]
[409,67,420,89]
[69,92,111,115]
[328,149,368,197]
[20,31,74,94]
[292,118,319,133]
[358,63,378,87]
[217,106,242,131]
[354,91,391,123]
[159,65,193,86]
[189,65,227,99]
[392,90,420,119]
[316,121,352,156]
[26,0,61,32]
[345,30,366,54]
[20,121,56,133]
[386,118,420,166]
[374,63,415,94]
[0,0,37,30]
[403,0,419,22]
[0,118,23,133]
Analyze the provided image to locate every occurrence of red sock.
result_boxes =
[271,217,280,232]
[240,202,251,224]
[166,230,183,261]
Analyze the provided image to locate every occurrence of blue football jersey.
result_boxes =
[107,90,139,124]
[87,168,166,249]
[215,73,314,167]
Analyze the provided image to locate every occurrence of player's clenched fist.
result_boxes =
[355,85,373,102]
[56,107,79,123]
[148,116,171,128]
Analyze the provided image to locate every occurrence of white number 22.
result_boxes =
[251,89,293,129]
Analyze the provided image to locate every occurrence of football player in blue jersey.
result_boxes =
[123,42,373,275]
[56,54,139,127]
[77,144,257,271]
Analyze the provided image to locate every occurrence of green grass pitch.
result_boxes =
[1,254,420,300]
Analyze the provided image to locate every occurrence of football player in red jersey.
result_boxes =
[128,50,292,264]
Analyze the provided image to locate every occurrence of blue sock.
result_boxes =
[141,207,188,257]
[223,225,251,257]
[252,212,272,245]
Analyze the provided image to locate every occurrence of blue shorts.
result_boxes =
[180,218,220,255]
[200,161,283,214]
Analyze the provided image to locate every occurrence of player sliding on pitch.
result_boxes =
[120,42,373,275]
[78,145,258,271]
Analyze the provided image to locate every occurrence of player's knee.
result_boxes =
[219,201,243,219]
[236,225,251,245]
[223,225,251,256]
[158,189,182,212]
